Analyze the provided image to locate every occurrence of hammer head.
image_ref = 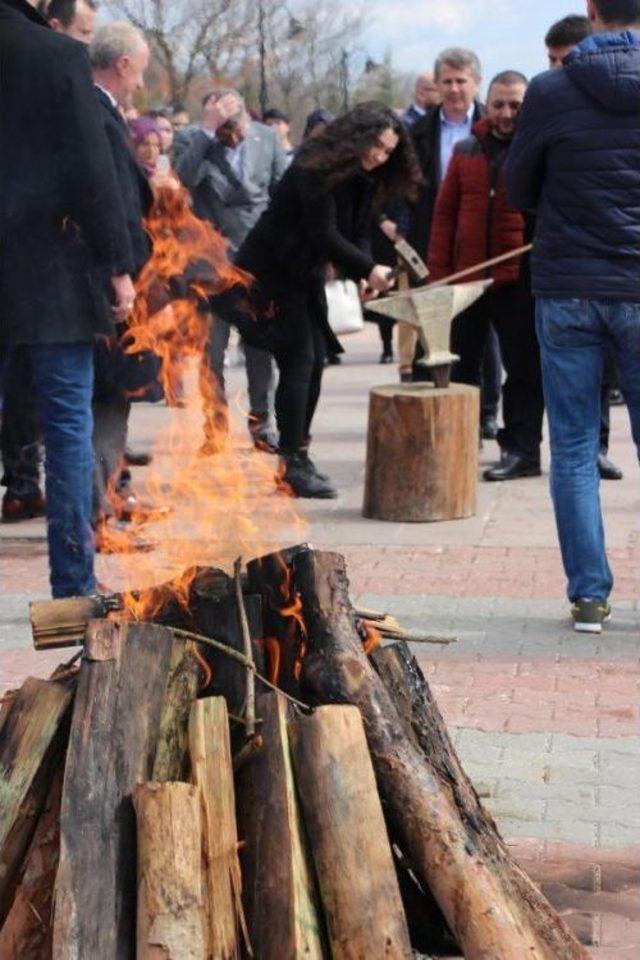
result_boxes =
[394,237,429,282]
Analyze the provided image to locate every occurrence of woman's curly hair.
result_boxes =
[296,101,423,203]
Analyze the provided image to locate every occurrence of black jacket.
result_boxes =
[94,86,153,279]
[0,0,130,344]
[93,88,157,400]
[237,164,375,292]
[506,31,640,301]
[408,101,484,257]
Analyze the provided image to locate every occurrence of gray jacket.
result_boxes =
[172,121,287,254]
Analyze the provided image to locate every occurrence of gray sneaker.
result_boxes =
[571,598,612,634]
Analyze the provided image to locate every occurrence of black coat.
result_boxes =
[237,164,376,293]
[506,32,640,301]
[408,101,484,258]
[93,87,157,401]
[94,86,153,279]
[0,0,130,344]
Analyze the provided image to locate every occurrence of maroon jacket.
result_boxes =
[427,118,525,286]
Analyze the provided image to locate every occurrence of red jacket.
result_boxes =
[427,119,525,286]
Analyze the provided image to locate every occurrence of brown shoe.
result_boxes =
[1,490,46,523]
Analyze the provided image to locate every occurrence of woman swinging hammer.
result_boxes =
[230,101,422,498]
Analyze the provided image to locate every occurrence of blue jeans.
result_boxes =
[29,343,96,598]
[536,298,640,602]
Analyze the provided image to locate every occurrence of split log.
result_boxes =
[289,705,412,960]
[0,764,64,959]
[53,619,178,960]
[152,637,200,782]
[247,545,311,696]
[0,677,73,922]
[188,697,244,960]
[235,691,325,959]
[133,782,207,960]
[362,383,478,522]
[292,550,588,960]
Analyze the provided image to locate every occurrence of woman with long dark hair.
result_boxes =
[233,101,422,498]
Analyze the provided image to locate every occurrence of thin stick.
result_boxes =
[426,244,532,289]
[234,556,256,738]
[170,627,312,714]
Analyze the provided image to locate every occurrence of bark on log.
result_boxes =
[53,619,178,960]
[0,764,64,959]
[188,697,244,960]
[289,705,412,960]
[292,550,588,960]
[235,691,325,960]
[0,677,73,923]
[362,383,478,522]
[133,782,207,960]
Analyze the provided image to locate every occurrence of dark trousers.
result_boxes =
[92,395,130,523]
[271,290,327,453]
[0,346,41,499]
[481,325,502,423]
[451,283,544,461]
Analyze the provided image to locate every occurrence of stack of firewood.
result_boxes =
[0,545,588,959]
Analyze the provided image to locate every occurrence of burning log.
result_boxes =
[0,764,63,959]
[153,636,201,781]
[188,698,245,960]
[53,619,188,959]
[0,677,73,923]
[290,549,588,960]
[235,691,325,959]
[289,705,413,959]
[133,782,207,960]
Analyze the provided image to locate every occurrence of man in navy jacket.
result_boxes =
[506,0,640,633]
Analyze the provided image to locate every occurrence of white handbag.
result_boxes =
[325,279,365,336]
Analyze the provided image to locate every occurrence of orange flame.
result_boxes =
[96,184,307,615]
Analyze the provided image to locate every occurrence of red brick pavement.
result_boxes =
[418,656,640,738]
[2,539,638,600]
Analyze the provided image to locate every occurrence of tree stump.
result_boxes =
[363,383,479,522]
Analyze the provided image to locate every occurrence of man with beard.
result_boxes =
[428,71,545,481]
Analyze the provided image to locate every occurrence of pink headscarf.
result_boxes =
[128,117,162,175]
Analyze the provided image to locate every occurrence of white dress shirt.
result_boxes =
[439,104,475,183]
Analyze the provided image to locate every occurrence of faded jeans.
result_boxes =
[536,298,640,602]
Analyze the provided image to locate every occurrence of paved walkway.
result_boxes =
[1,325,638,956]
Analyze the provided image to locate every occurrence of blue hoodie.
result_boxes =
[505,32,640,301]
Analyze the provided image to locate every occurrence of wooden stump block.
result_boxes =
[363,383,479,522]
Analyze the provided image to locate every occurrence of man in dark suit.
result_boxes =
[0,0,134,596]
[1,0,98,524]
[89,21,155,545]
[173,90,288,452]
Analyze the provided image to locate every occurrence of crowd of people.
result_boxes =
[0,0,638,635]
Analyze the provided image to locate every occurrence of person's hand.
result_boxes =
[358,278,379,302]
[111,273,136,322]
[202,93,243,134]
[367,264,395,293]
[379,218,398,242]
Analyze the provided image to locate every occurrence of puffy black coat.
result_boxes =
[506,31,640,301]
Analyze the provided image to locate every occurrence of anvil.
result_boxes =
[366,280,493,387]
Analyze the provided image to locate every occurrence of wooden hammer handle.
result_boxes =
[427,244,533,289]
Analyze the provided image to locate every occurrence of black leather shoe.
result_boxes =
[379,351,394,364]
[1,490,46,523]
[123,447,153,467]
[481,416,499,440]
[248,414,278,454]
[483,453,541,482]
[598,452,623,480]
[277,453,337,499]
